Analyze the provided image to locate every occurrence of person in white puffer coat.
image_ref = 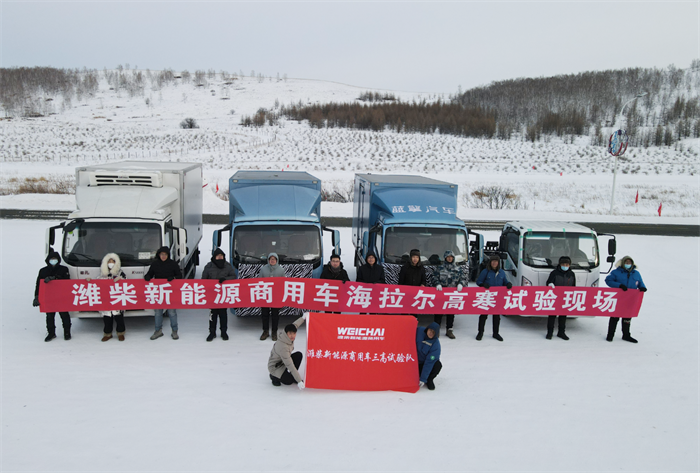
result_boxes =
[94,253,127,342]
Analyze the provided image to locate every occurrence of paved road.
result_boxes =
[2,209,698,237]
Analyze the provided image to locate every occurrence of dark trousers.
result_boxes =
[261,307,280,334]
[46,312,71,334]
[608,317,632,335]
[434,314,455,330]
[280,352,304,385]
[547,315,567,333]
[103,313,125,333]
[209,308,228,334]
[418,360,442,384]
[478,314,501,334]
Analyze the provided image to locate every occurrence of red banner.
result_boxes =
[38,278,644,318]
[305,313,419,393]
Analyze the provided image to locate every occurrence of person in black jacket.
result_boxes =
[34,250,72,342]
[356,251,385,284]
[398,249,426,287]
[144,246,183,340]
[545,256,576,340]
[320,254,350,282]
[201,248,236,342]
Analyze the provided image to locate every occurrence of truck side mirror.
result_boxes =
[213,230,222,249]
[368,224,381,234]
[499,235,507,252]
[333,230,341,256]
[608,239,616,256]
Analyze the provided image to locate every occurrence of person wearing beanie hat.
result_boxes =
[259,252,286,341]
[475,254,512,341]
[416,321,442,390]
[433,250,468,339]
[201,248,236,341]
[356,250,385,284]
[34,250,72,342]
[268,315,306,389]
[604,255,647,343]
[399,249,426,287]
[545,255,576,340]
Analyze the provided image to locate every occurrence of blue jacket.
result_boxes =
[476,267,508,287]
[416,322,441,383]
[605,263,646,291]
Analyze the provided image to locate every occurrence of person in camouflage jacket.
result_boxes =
[433,250,467,339]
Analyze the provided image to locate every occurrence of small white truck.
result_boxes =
[47,161,203,316]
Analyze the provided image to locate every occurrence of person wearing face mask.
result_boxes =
[144,247,182,340]
[34,250,72,342]
[545,256,576,340]
[92,253,127,341]
[201,248,236,342]
[604,256,647,343]
[258,252,286,341]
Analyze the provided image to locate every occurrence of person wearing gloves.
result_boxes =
[604,255,647,343]
[268,315,307,389]
[91,253,127,341]
[475,254,511,341]
[201,248,236,342]
[320,253,350,282]
[34,250,72,342]
[399,249,426,287]
[356,251,385,284]
[416,321,442,390]
[545,256,576,340]
[259,252,286,341]
[144,246,182,340]
[433,250,467,339]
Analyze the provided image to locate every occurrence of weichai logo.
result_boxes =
[338,327,385,337]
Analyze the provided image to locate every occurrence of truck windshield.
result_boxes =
[383,227,468,265]
[62,222,162,267]
[523,232,599,269]
[233,225,321,265]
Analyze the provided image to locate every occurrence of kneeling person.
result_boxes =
[416,322,442,391]
[268,315,306,389]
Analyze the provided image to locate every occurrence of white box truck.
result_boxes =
[46,161,203,317]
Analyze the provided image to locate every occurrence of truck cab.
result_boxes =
[497,221,616,288]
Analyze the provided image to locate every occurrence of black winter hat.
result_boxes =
[212,247,226,259]
[156,246,170,259]
[409,249,421,258]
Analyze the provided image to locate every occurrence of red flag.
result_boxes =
[658,202,662,216]
[635,190,639,203]
[215,183,219,193]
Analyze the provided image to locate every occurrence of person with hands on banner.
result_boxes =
[320,253,350,282]
[416,322,442,390]
[356,250,385,284]
[259,252,286,341]
[268,314,306,388]
[604,255,647,343]
[201,248,236,342]
[434,250,466,339]
[34,250,72,342]
[399,249,426,287]
[475,254,511,341]
[92,253,127,342]
[545,256,575,340]
[144,246,182,340]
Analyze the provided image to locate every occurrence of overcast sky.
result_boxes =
[2,1,698,93]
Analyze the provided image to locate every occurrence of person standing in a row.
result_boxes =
[34,250,72,342]
[201,248,236,342]
[96,253,127,341]
[259,253,285,341]
[546,256,575,340]
[320,253,350,282]
[356,251,385,284]
[475,255,511,341]
[605,255,647,343]
[399,249,426,287]
[434,250,466,339]
[144,247,182,340]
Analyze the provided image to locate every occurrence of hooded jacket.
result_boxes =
[546,261,576,287]
[35,250,70,298]
[259,252,286,278]
[356,251,386,284]
[416,322,441,383]
[321,259,350,282]
[144,246,182,280]
[267,316,305,382]
[399,259,426,287]
[202,248,236,281]
[435,250,467,288]
[605,256,646,290]
[99,253,127,316]
[476,255,508,287]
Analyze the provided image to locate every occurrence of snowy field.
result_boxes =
[1,220,698,472]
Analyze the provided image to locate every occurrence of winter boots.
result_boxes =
[476,314,502,341]
[271,332,278,342]
[207,333,216,342]
[547,316,568,340]
[64,328,71,341]
[621,318,638,343]
[101,333,113,342]
[426,379,436,390]
[446,329,456,339]
[221,331,229,341]
[171,330,179,340]
[45,332,56,342]
[150,330,163,340]
[260,331,269,341]
[270,374,281,386]
[117,332,125,341]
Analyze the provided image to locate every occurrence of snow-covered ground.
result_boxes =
[1,220,698,472]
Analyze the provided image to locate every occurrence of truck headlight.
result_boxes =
[522,276,532,286]
[591,279,599,287]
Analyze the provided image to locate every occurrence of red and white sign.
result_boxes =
[38,278,644,318]
[305,313,419,393]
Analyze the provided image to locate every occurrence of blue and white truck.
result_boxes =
[212,171,340,316]
[352,174,472,285]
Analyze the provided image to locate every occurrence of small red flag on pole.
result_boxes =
[657,202,662,216]
[216,183,219,193]
[635,190,639,204]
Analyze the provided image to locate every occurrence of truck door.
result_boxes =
[502,229,520,285]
